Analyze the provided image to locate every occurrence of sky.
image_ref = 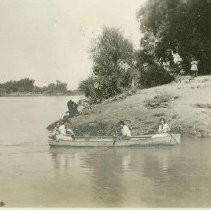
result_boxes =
[0,0,146,89]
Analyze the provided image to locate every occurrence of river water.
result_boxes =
[0,96,211,207]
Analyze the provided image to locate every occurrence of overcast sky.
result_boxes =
[0,0,146,89]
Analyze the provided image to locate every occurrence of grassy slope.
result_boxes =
[51,75,211,137]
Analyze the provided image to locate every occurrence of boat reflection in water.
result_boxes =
[50,147,82,176]
[48,146,186,207]
[48,139,211,207]
[49,147,129,206]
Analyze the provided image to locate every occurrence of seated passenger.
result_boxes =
[54,122,75,141]
[158,118,170,133]
[66,126,75,140]
[119,120,131,138]
[58,123,67,135]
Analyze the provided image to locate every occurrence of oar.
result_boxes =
[151,131,179,144]
[113,130,118,146]
[168,132,179,144]
[151,130,179,145]
[112,137,116,146]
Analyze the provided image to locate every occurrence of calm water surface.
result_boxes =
[0,96,211,207]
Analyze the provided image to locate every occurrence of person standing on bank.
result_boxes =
[158,118,170,133]
[191,57,199,79]
[66,100,78,118]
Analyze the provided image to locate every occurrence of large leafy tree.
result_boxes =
[90,27,136,100]
[138,0,211,74]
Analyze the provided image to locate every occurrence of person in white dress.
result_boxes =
[158,118,170,133]
[58,123,67,135]
[56,122,75,141]
[119,121,131,138]
[191,58,199,79]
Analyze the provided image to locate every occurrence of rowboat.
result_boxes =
[48,133,181,147]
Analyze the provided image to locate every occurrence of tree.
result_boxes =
[79,76,98,103]
[15,78,35,92]
[0,88,6,95]
[89,27,136,100]
[138,0,211,75]
[45,80,68,95]
[0,78,35,93]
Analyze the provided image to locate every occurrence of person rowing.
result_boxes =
[158,118,170,133]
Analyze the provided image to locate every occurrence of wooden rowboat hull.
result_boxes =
[48,133,181,147]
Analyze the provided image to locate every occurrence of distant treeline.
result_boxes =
[79,0,211,104]
[0,78,83,96]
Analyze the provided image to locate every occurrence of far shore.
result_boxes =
[0,92,84,97]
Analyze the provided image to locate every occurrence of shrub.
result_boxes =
[144,93,175,109]
[138,62,174,88]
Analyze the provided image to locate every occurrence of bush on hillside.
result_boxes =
[138,63,174,88]
[144,93,176,109]
[136,50,174,88]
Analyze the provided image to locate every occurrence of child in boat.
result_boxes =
[158,118,170,133]
[58,122,67,135]
[49,122,60,139]
[119,120,131,138]
[59,122,75,136]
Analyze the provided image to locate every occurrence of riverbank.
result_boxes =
[48,75,211,138]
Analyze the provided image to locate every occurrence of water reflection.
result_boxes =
[85,149,124,206]
[49,147,132,206]
[49,146,179,206]
[48,141,211,207]
[122,155,131,170]
[50,147,83,176]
